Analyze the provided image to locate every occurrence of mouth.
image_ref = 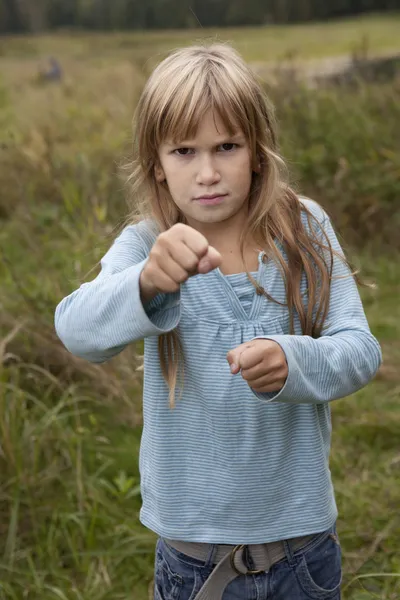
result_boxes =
[193,194,227,205]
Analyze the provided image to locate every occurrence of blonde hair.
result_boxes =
[125,43,351,408]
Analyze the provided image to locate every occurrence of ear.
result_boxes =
[155,164,166,183]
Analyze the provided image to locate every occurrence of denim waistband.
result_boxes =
[164,532,315,600]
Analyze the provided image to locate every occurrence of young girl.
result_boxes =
[55,44,382,600]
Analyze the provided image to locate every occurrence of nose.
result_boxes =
[195,154,221,186]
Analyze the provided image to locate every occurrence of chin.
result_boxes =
[195,215,224,224]
[187,205,240,226]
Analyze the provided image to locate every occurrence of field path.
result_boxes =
[250,48,400,84]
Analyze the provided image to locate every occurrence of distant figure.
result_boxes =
[39,57,62,83]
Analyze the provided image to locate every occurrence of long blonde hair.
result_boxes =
[125,43,351,408]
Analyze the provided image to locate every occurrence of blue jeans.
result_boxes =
[154,523,342,599]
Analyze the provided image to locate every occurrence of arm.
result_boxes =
[54,224,181,363]
[251,210,382,404]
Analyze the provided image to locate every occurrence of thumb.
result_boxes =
[197,246,222,274]
[226,348,241,374]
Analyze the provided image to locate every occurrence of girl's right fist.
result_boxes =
[139,223,222,301]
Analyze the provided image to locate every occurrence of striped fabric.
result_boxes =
[225,271,258,317]
[55,198,382,544]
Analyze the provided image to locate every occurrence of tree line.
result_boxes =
[1,0,399,33]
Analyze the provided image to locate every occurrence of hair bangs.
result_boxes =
[154,65,249,148]
[208,69,257,148]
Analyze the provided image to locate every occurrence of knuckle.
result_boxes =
[273,358,285,370]
[171,223,186,238]
[144,262,155,278]
[156,231,167,244]
[191,233,208,256]
[175,271,188,284]
[150,244,162,260]
[163,276,179,293]
[196,241,209,256]
[184,258,199,272]
[240,357,250,370]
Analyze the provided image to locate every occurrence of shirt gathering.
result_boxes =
[55,198,382,544]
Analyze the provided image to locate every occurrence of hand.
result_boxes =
[140,223,222,301]
[226,339,288,393]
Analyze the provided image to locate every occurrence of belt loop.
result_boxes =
[283,538,296,567]
[204,543,218,568]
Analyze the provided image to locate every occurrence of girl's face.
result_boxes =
[156,109,255,233]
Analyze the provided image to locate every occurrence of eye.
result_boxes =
[218,143,237,152]
[173,148,194,156]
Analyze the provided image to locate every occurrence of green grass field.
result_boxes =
[0,14,399,600]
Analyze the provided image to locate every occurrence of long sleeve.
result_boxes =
[54,223,181,363]
[251,207,382,404]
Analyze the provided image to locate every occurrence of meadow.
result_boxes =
[0,14,399,600]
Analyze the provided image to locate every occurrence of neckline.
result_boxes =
[224,270,259,278]
[216,249,265,278]
[214,251,267,321]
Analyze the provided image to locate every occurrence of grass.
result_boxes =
[0,15,400,600]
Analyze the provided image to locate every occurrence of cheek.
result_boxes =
[234,164,252,192]
[168,178,187,200]
[163,165,185,191]
[163,168,190,207]
[231,153,252,185]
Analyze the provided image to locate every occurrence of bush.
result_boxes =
[273,78,400,248]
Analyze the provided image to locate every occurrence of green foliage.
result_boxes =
[274,80,400,248]
[0,79,8,110]
[0,365,154,599]
[0,23,399,600]
[0,77,13,135]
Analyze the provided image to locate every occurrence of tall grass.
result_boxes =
[275,81,400,249]
[0,22,399,599]
[0,361,152,600]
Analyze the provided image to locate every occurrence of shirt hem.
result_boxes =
[139,508,338,545]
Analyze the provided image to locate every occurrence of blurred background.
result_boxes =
[0,2,399,599]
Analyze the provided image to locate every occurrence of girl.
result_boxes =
[55,44,382,600]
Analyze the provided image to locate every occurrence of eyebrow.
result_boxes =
[165,133,245,147]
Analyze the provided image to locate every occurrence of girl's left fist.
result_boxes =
[226,339,288,393]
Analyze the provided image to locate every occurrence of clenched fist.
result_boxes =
[140,223,222,302]
[226,339,288,393]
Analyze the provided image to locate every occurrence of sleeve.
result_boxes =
[54,224,181,363]
[250,206,382,404]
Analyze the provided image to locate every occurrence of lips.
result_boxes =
[193,195,227,206]
[195,194,226,200]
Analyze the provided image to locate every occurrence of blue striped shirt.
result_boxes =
[55,198,382,544]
